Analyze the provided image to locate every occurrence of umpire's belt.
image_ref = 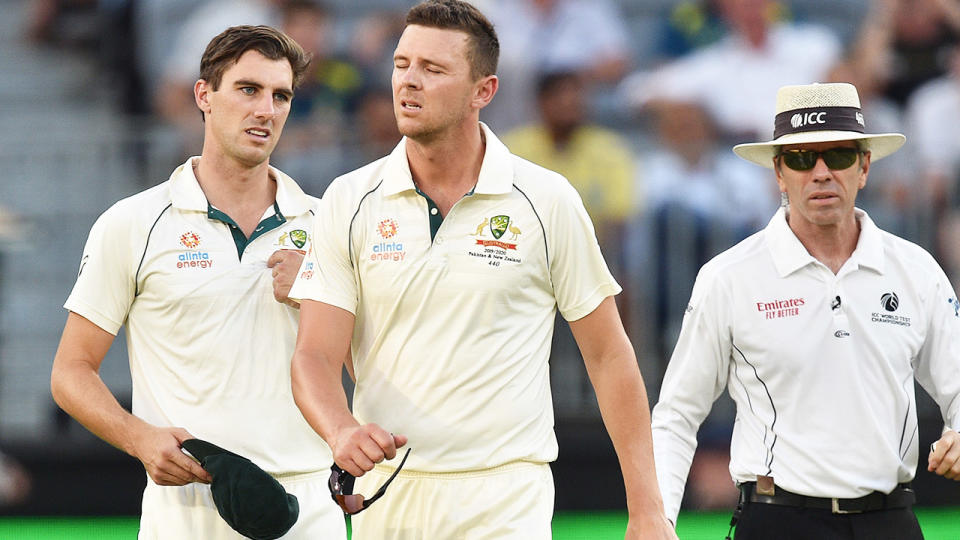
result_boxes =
[739,482,915,514]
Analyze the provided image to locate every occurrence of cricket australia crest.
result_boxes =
[289,229,307,248]
[490,215,510,239]
[277,229,308,250]
[471,215,521,250]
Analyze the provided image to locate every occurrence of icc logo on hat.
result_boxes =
[790,112,826,129]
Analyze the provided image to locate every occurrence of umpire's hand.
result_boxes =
[332,424,408,477]
[268,249,305,308]
[928,430,960,480]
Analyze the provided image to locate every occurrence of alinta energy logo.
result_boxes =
[378,219,398,239]
[371,218,404,262]
[179,231,201,248]
[872,291,910,326]
[176,230,214,269]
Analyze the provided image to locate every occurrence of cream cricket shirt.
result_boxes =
[652,207,960,523]
[65,158,332,475]
[291,123,620,472]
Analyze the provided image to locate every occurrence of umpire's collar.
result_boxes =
[766,206,885,277]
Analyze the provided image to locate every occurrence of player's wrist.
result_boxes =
[119,415,152,458]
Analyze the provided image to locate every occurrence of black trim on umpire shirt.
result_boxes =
[898,371,917,460]
[733,342,779,474]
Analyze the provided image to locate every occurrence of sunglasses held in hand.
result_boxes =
[328,448,411,515]
[777,147,863,171]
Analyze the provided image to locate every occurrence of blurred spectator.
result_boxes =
[100,0,150,115]
[905,46,960,202]
[346,9,407,79]
[623,0,841,142]
[337,86,401,175]
[26,0,98,47]
[657,0,727,58]
[503,70,635,257]
[626,98,776,364]
[272,0,368,194]
[283,0,364,127]
[154,0,282,153]
[881,0,960,106]
[641,100,775,237]
[905,45,960,283]
[478,0,632,131]
[133,0,204,108]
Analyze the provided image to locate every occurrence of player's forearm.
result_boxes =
[51,359,148,457]
[587,350,666,518]
[290,349,357,445]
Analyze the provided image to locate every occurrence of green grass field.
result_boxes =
[0,508,957,539]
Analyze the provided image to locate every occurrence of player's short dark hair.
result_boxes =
[405,0,499,80]
[199,25,311,90]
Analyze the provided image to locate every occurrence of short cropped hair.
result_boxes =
[405,0,499,80]
[199,25,311,90]
[535,70,581,98]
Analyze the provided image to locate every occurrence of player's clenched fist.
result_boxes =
[267,249,305,308]
[331,424,407,477]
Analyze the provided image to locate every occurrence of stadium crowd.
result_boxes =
[5,0,960,517]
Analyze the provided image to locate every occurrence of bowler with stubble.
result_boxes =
[288,1,676,539]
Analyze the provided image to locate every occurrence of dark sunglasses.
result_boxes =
[777,147,862,171]
[327,448,411,515]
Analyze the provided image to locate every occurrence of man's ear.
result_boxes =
[472,74,498,111]
[195,79,212,115]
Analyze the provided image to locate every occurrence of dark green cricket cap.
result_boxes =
[181,438,299,540]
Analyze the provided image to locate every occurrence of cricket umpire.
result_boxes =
[651,82,960,539]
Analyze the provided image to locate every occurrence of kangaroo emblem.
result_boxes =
[473,218,489,237]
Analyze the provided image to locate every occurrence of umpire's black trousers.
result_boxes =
[734,502,924,540]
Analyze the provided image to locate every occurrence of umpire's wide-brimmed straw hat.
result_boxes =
[733,82,906,169]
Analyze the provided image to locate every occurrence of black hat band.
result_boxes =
[773,106,865,139]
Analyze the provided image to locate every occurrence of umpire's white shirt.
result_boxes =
[652,207,960,523]
[65,158,332,475]
[291,123,620,473]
